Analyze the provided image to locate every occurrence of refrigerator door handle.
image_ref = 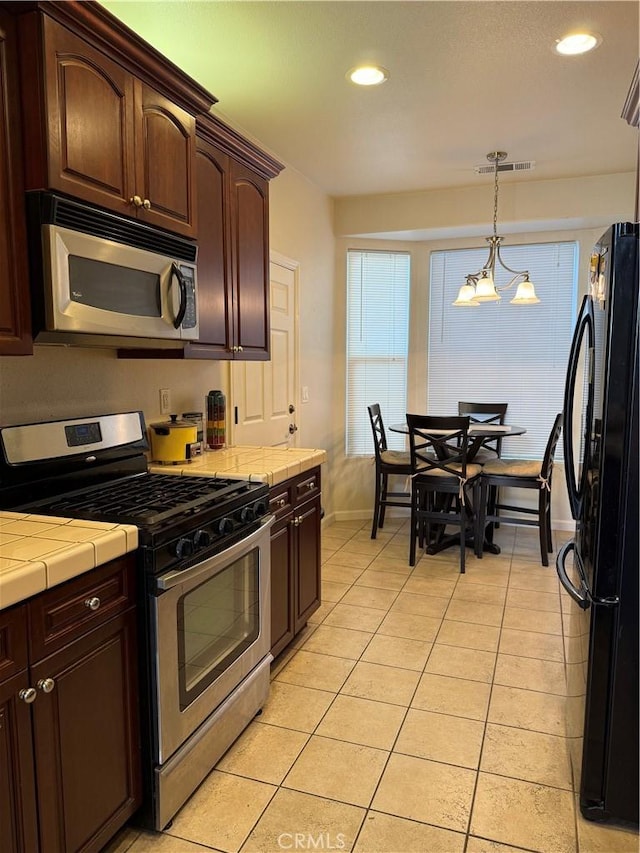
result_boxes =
[562,295,595,521]
[556,539,621,609]
[556,539,591,609]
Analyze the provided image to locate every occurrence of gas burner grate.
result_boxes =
[26,474,260,527]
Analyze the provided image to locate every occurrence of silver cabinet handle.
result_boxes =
[292,516,301,527]
[19,687,37,704]
[84,596,101,611]
[37,678,55,694]
[278,498,286,507]
[142,198,151,210]
[307,482,314,490]
[238,346,243,352]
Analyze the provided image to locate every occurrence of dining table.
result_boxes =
[388,422,526,462]
[388,421,527,555]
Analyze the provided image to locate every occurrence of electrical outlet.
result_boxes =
[159,388,171,414]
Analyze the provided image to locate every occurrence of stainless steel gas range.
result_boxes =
[0,411,274,831]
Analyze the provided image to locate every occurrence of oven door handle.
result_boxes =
[156,515,275,591]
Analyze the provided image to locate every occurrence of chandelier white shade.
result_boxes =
[453,152,541,307]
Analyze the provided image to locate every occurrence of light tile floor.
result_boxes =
[108,519,639,853]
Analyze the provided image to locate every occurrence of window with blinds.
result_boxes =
[428,241,578,460]
[346,250,411,455]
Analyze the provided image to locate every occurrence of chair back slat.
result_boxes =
[541,412,563,482]
[367,403,388,459]
[458,402,508,455]
[407,414,471,478]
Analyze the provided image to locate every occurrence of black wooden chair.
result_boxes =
[367,404,412,539]
[477,413,563,566]
[457,401,509,463]
[406,414,483,572]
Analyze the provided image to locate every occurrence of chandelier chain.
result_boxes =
[492,157,499,237]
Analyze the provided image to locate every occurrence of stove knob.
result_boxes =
[216,517,234,535]
[174,537,193,559]
[193,529,212,550]
[239,505,255,523]
[253,500,268,518]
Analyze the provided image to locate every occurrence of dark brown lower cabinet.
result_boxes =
[0,669,39,852]
[270,467,322,658]
[0,556,141,852]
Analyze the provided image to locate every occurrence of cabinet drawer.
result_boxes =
[269,484,293,520]
[28,556,136,662]
[294,469,320,504]
[0,603,28,683]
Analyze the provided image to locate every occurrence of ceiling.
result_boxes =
[101,1,638,199]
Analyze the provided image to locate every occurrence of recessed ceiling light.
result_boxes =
[347,65,389,86]
[555,32,601,55]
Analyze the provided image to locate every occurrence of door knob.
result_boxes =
[289,404,295,414]
[142,198,152,210]
[288,424,298,434]
[129,195,143,208]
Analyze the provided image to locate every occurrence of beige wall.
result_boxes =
[267,165,337,511]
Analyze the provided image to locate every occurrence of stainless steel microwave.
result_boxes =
[27,192,198,347]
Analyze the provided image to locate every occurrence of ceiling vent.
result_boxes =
[474,160,535,175]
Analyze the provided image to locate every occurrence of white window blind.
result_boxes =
[428,241,577,460]
[346,250,411,455]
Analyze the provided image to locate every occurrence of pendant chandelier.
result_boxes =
[453,151,541,307]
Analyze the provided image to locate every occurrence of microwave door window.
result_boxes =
[68,256,161,317]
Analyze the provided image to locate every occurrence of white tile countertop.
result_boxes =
[148,445,327,486]
[0,513,138,611]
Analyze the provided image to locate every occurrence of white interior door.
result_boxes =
[231,253,298,447]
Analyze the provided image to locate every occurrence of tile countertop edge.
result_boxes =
[0,521,139,612]
[148,446,327,485]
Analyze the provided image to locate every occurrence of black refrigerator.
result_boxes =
[556,221,638,827]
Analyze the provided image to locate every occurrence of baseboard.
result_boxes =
[324,509,576,533]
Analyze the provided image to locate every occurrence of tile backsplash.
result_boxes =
[0,345,228,428]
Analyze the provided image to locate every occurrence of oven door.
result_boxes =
[152,515,273,763]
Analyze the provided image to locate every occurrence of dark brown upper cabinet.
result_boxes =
[17,2,215,239]
[193,128,274,359]
[0,8,32,355]
[119,113,283,361]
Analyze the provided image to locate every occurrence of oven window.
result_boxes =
[177,547,260,709]
[69,256,161,317]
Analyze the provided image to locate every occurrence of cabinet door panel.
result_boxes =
[0,603,28,683]
[295,496,321,631]
[270,519,295,658]
[0,671,39,853]
[230,163,270,358]
[194,138,231,351]
[43,15,134,207]
[137,83,196,238]
[0,10,32,355]
[31,610,141,853]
